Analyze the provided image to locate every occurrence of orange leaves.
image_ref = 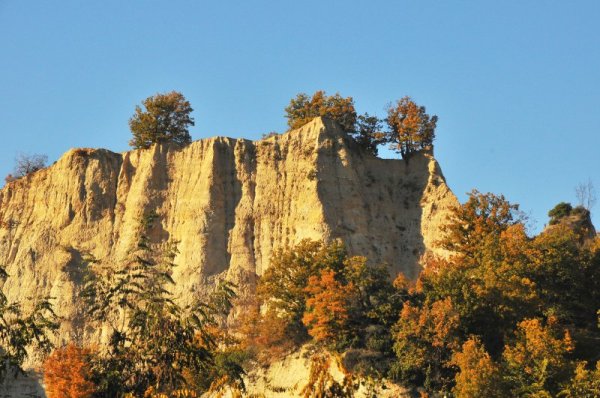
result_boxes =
[503,318,573,376]
[397,297,460,352]
[451,338,502,398]
[386,96,437,157]
[302,269,355,343]
[43,344,95,398]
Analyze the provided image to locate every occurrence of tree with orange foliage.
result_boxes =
[438,189,524,259]
[385,96,437,158]
[451,338,504,398]
[302,269,356,345]
[43,343,95,398]
[502,318,574,397]
[392,297,460,391]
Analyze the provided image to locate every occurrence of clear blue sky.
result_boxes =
[1,1,598,231]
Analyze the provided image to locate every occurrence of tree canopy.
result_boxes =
[129,91,194,149]
[284,91,357,134]
[390,192,600,396]
[385,96,438,158]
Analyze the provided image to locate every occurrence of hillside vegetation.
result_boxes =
[0,92,598,397]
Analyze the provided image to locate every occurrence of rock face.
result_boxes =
[0,117,457,366]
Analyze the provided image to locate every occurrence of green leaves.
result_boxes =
[81,211,239,396]
[0,264,58,382]
[129,91,194,149]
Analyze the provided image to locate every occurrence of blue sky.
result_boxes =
[1,1,598,231]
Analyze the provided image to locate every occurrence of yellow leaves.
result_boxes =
[430,298,460,349]
[451,338,502,398]
[208,375,243,398]
[560,361,600,397]
[393,272,412,291]
[503,318,574,381]
[396,297,460,351]
[300,353,353,398]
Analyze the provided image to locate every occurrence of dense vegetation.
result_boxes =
[4,191,598,397]
[42,213,245,398]
[1,89,598,396]
[239,191,600,397]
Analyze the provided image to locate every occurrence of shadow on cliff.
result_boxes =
[315,120,430,279]
[0,369,46,398]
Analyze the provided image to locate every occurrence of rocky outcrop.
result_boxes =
[0,117,457,368]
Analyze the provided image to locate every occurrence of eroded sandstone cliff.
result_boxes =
[0,117,457,360]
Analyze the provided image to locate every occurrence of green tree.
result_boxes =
[548,202,573,225]
[129,91,194,149]
[352,113,385,156]
[0,265,58,382]
[81,212,239,396]
[284,91,357,133]
[385,96,437,158]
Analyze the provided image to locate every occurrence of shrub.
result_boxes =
[13,153,48,178]
[548,202,573,225]
[44,344,96,398]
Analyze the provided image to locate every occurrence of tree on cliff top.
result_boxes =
[129,91,194,149]
[284,91,357,133]
[386,96,438,158]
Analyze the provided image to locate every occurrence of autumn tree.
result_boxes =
[559,361,600,397]
[391,297,461,392]
[44,344,96,398]
[257,240,402,352]
[386,188,600,396]
[439,189,524,258]
[284,91,357,133]
[302,269,355,345]
[501,318,574,397]
[129,91,194,149]
[451,338,504,398]
[390,191,536,392]
[257,239,348,342]
[385,96,437,158]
